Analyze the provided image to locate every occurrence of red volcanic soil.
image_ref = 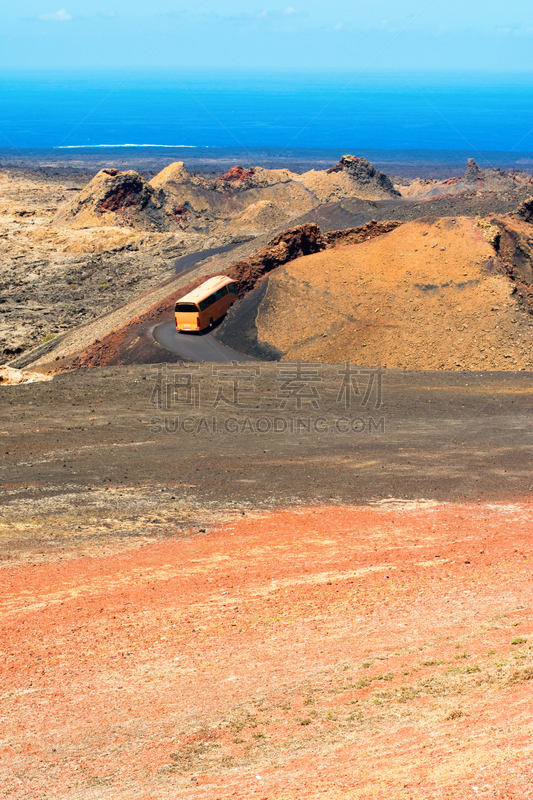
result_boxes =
[2,502,533,799]
[216,166,256,183]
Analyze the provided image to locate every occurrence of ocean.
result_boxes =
[1,69,533,176]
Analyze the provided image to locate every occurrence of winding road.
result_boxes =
[152,244,252,362]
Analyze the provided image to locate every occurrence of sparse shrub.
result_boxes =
[511,637,527,645]
[43,334,55,343]
[446,709,465,720]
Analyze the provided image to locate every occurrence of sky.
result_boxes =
[2,0,533,71]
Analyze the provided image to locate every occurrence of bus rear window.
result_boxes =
[175,303,199,313]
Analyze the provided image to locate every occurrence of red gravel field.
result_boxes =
[2,502,533,800]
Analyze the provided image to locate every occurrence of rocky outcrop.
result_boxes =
[420,160,533,199]
[151,162,295,196]
[490,213,533,285]
[326,155,399,194]
[517,197,533,224]
[295,155,401,202]
[227,224,325,296]
[54,169,166,230]
[323,219,402,247]
[464,158,485,184]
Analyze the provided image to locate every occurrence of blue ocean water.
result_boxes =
[1,69,533,156]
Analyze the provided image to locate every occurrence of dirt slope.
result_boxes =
[221,216,533,370]
[2,501,533,799]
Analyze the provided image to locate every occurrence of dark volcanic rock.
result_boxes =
[517,197,533,224]
[323,219,402,247]
[464,158,485,184]
[227,224,325,296]
[491,214,533,285]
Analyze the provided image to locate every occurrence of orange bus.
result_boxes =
[174,275,238,332]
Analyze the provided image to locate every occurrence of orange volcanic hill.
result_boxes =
[218,216,533,370]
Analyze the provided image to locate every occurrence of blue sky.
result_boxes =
[2,1,533,70]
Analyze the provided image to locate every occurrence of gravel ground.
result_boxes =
[2,364,533,560]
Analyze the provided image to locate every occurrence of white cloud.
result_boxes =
[38,9,72,22]
[203,7,308,24]
[496,25,533,36]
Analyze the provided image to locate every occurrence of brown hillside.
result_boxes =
[249,217,533,370]
[52,156,403,239]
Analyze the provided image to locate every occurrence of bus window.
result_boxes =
[198,294,215,311]
[228,283,238,295]
[175,302,199,313]
[213,286,228,301]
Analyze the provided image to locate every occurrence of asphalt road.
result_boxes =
[174,244,239,276]
[152,244,250,362]
[152,319,250,362]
